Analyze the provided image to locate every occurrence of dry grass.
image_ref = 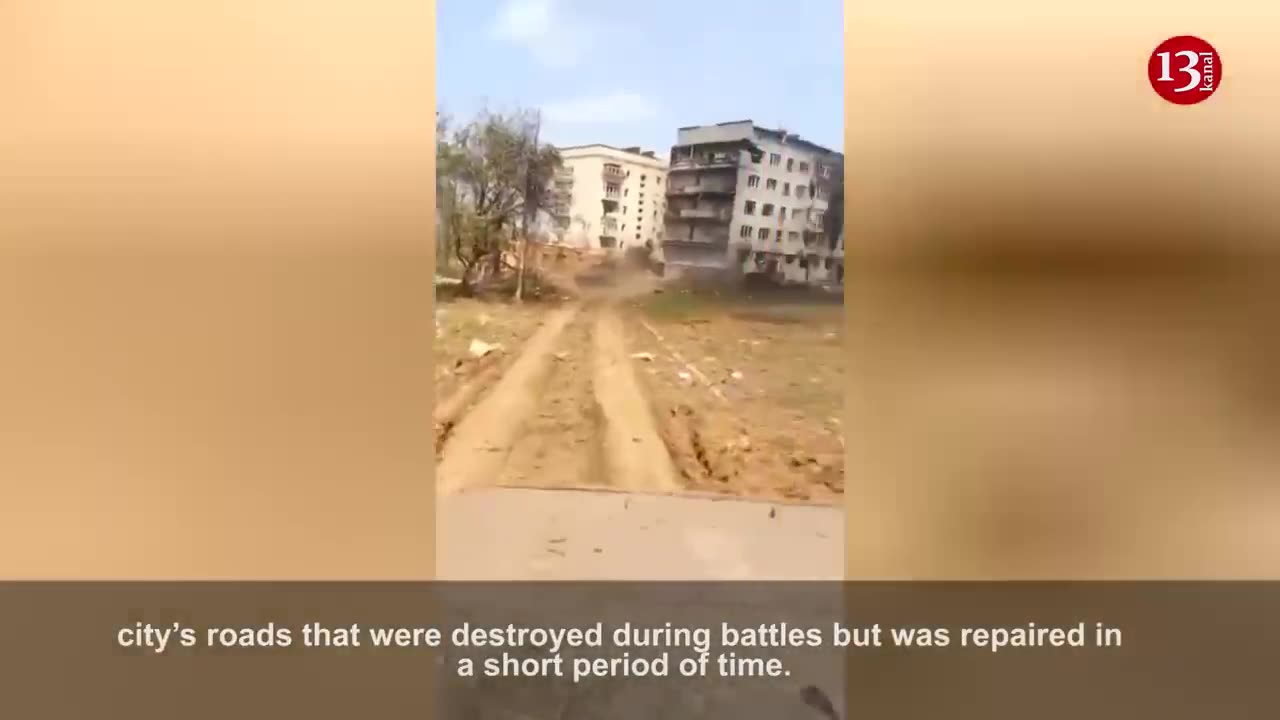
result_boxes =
[434,298,549,409]
[626,288,845,503]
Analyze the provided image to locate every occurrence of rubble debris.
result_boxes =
[468,339,504,358]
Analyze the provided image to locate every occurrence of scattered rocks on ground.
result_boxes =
[630,352,656,362]
[788,453,823,469]
[468,339,504,358]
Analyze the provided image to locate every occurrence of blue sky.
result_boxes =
[437,0,843,155]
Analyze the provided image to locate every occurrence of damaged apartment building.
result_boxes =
[548,144,668,253]
[662,120,843,286]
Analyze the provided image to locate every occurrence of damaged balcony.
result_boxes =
[668,152,741,173]
[662,220,731,254]
[599,216,620,249]
[668,138,763,173]
[665,180,736,197]
[550,188,572,217]
[802,230,833,257]
[801,213,826,231]
[662,210,735,267]
[663,236,730,250]
[664,207,733,223]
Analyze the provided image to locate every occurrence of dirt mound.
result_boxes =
[661,404,731,484]
[660,401,842,500]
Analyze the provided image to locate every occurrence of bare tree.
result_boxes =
[435,109,562,294]
[436,111,459,274]
[515,111,560,301]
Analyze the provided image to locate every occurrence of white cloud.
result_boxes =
[491,0,553,42]
[541,91,658,125]
[490,0,595,69]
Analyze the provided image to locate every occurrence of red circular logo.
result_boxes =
[1148,36,1221,105]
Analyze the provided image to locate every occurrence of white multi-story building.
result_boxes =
[548,144,668,253]
[662,120,843,285]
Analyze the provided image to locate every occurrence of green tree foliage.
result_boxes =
[435,109,562,292]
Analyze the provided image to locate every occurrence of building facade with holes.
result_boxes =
[662,120,842,285]
[548,144,669,254]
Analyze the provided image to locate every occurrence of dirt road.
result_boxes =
[435,258,844,503]
[436,298,681,496]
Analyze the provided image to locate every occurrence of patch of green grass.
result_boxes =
[632,289,728,322]
[636,289,844,327]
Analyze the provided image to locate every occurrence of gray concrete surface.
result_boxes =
[436,486,844,581]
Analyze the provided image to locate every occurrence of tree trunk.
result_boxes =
[515,240,525,301]
[516,115,541,303]
[459,261,473,295]
[515,239,528,301]
[490,247,502,280]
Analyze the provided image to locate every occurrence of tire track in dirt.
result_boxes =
[434,352,507,454]
[496,309,607,489]
[592,306,681,492]
[435,304,579,495]
[437,300,682,495]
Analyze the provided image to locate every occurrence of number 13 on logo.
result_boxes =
[1149,36,1222,105]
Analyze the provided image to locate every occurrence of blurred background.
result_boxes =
[0,0,1276,583]
[0,1,437,579]
[844,0,1280,578]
